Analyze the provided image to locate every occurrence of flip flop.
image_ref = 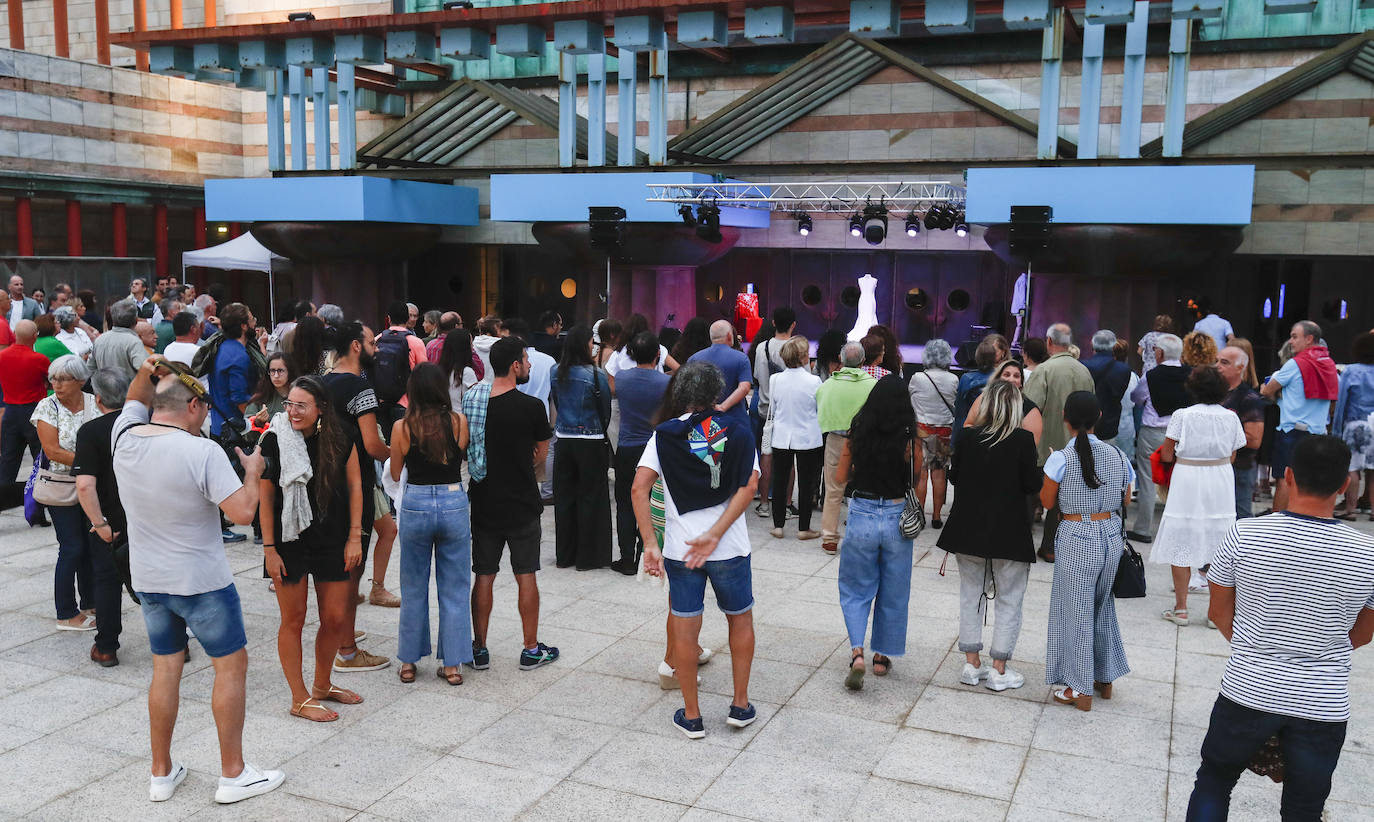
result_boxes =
[290,698,338,722]
[310,685,363,705]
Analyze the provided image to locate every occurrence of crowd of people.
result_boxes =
[2,273,1373,819]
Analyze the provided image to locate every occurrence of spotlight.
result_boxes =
[904,213,920,238]
[696,203,722,244]
[849,213,863,237]
[954,215,968,238]
[861,203,888,246]
[923,204,942,230]
[678,204,697,227]
[287,11,316,21]
[938,206,956,231]
[796,213,812,236]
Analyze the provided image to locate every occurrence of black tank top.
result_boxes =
[403,415,464,485]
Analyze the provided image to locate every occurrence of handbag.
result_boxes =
[1113,452,1147,597]
[899,434,926,540]
[1150,445,1175,487]
[32,461,78,507]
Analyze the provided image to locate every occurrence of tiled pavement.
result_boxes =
[3,491,1374,821]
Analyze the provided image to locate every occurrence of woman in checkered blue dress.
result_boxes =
[1040,391,1135,712]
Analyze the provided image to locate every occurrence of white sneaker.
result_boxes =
[959,662,991,686]
[985,667,1026,692]
[1188,571,1209,592]
[214,762,285,804]
[149,761,187,802]
[656,660,702,690]
[697,647,713,665]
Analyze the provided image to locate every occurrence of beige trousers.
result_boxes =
[821,433,847,543]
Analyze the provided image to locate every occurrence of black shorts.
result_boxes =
[472,519,541,576]
[264,538,350,585]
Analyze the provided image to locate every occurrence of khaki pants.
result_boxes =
[821,433,847,543]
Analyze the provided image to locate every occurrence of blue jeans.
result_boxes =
[837,497,913,656]
[1187,694,1345,821]
[1234,464,1256,520]
[397,483,473,667]
[664,555,754,618]
[50,503,92,620]
[138,584,246,657]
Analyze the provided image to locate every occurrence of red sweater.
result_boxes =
[0,344,50,404]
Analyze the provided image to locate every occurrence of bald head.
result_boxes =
[13,319,36,345]
[709,320,734,344]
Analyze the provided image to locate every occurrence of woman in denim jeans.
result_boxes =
[550,325,613,571]
[834,375,916,691]
[390,364,471,685]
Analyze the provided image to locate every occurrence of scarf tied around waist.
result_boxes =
[654,411,756,514]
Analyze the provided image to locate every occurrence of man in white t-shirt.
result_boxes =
[1190,434,1374,820]
[161,310,202,367]
[111,356,285,806]
[634,361,759,741]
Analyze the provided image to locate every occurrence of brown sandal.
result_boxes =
[872,654,892,677]
[290,698,339,722]
[399,663,416,684]
[436,666,463,686]
[310,684,363,705]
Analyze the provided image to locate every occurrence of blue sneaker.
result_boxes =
[469,642,490,670]
[674,708,706,739]
[519,642,559,671]
[222,529,246,544]
[726,703,757,729]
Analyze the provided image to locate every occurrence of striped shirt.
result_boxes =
[1208,512,1374,722]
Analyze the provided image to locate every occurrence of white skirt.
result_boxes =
[1150,463,1236,567]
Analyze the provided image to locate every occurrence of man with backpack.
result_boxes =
[752,306,795,519]
[373,301,427,433]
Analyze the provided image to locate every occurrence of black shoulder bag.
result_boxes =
[1112,449,1147,598]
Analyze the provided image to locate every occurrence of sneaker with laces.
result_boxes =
[470,642,490,670]
[333,648,390,672]
[149,761,187,802]
[214,762,285,804]
[221,529,246,544]
[519,643,559,670]
[674,708,706,739]
[754,501,771,518]
[959,662,991,686]
[726,703,757,728]
[985,667,1026,692]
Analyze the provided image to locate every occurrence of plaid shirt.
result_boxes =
[461,381,493,482]
[861,365,891,380]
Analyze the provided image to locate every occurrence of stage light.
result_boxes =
[678,204,697,227]
[696,203,722,243]
[796,213,812,236]
[904,213,920,237]
[849,214,863,237]
[923,204,942,230]
[938,206,956,230]
[287,11,316,20]
[861,203,888,246]
[954,215,968,237]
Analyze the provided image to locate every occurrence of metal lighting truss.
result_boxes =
[645,180,966,213]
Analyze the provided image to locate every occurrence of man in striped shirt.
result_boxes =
[1189,435,1374,820]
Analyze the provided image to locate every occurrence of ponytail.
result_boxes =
[1074,429,1100,489]
[1063,390,1102,489]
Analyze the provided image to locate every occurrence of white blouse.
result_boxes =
[767,367,823,450]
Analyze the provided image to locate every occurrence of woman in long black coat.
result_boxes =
[937,380,1043,693]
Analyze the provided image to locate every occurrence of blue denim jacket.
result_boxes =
[550,365,612,437]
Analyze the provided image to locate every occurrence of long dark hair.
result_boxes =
[620,313,651,353]
[558,324,596,383]
[671,317,711,364]
[291,375,348,515]
[848,375,916,483]
[287,315,327,378]
[816,329,848,380]
[252,352,293,407]
[1063,390,1102,490]
[867,324,902,374]
[329,320,365,358]
[651,371,686,426]
[438,328,474,388]
[404,363,457,465]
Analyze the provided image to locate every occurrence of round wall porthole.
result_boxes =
[801,285,822,307]
[560,278,577,299]
[947,289,971,312]
[702,283,724,303]
[840,286,860,308]
[447,275,464,294]
[905,287,928,311]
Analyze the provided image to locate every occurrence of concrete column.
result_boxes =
[53,0,69,57]
[266,70,286,172]
[312,66,330,170]
[7,0,23,50]
[203,0,215,27]
[558,52,576,168]
[288,65,307,171]
[94,0,110,64]
[133,0,148,70]
[1036,8,1064,160]
[648,37,667,165]
[1163,19,1193,158]
[617,51,637,167]
[1078,22,1105,159]
[337,62,356,170]
[587,49,606,167]
[1119,0,1149,158]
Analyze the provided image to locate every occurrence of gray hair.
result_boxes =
[841,341,865,368]
[109,298,137,329]
[318,303,344,326]
[164,300,184,317]
[53,305,78,329]
[1157,333,1183,361]
[1046,323,1072,347]
[1295,320,1322,342]
[183,304,204,323]
[1091,329,1117,353]
[672,361,725,412]
[922,338,953,370]
[405,302,418,314]
[1278,340,1295,365]
[47,354,89,383]
[90,367,130,410]
[194,294,215,312]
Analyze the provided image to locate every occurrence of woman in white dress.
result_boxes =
[1153,365,1245,626]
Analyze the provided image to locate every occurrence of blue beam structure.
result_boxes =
[676,10,728,46]
[265,69,285,172]
[205,177,480,225]
[438,27,488,60]
[618,48,638,167]
[558,52,576,168]
[337,62,356,170]
[334,33,383,65]
[288,64,307,171]
[490,172,770,227]
[1078,21,1105,159]
[1119,0,1149,158]
[1163,19,1192,158]
[925,0,976,33]
[744,6,795,44]
[966,166,1255,225]
[1037,8,1063,160]
[648,28,668,165]
[849,0,901,37]
[312,66,330,170]
[1003,0,1052,29]
[587,49,607,167]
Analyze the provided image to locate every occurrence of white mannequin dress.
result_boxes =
[848,274,880,342]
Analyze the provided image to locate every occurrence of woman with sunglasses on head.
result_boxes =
[258,375,365,722]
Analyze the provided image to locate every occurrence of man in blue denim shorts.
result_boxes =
[634,361,759,740]
[112,356,286,805]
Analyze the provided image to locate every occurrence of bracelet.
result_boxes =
[90,520,108,529]
[262,543,276,549]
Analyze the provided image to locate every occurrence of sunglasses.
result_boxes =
[157,360,209,400]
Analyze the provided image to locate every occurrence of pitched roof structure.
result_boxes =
[359,78,643,168]
[1140,29,1374,158]
[669,33,1076,163]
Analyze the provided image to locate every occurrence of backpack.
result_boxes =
[373,329,413,405]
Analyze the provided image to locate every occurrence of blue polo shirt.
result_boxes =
[687,343,754,425]
[1272,358,1330,434]
[207,338,252,436]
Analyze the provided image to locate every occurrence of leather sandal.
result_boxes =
[844,651,865,691]
[872,654,892,677]
[398,663,416,684]
[1052,686,1092,712]
[437,666,463,686]
[290,698,338,722]
[310,684,363,705]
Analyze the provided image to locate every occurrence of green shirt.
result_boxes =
[33,336,73,362]
[1023,351,1096,466]
[816,367,877,434]
[155,320,175,354]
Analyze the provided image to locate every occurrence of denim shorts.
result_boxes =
[1271,428,1309,477]
[137,583,248,658]
[664,555,754,618]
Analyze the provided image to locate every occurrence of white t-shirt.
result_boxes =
[112,400,243,596]
[162,340,201,367]
[752,338,788,412]
[638,427,758,563]
[606,345,669,378]
[55,327,93,360]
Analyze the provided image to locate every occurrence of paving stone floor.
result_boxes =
[3,489,1374,821]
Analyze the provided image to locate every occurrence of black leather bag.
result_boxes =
[1113,519,1147,599]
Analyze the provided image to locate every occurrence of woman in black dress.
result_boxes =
[259,375,365,722]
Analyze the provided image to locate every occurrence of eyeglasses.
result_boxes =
[282,399,314,412]
[268,368,288,376]
[50,375,77,384]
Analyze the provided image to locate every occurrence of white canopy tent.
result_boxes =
[181,232,289,327]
